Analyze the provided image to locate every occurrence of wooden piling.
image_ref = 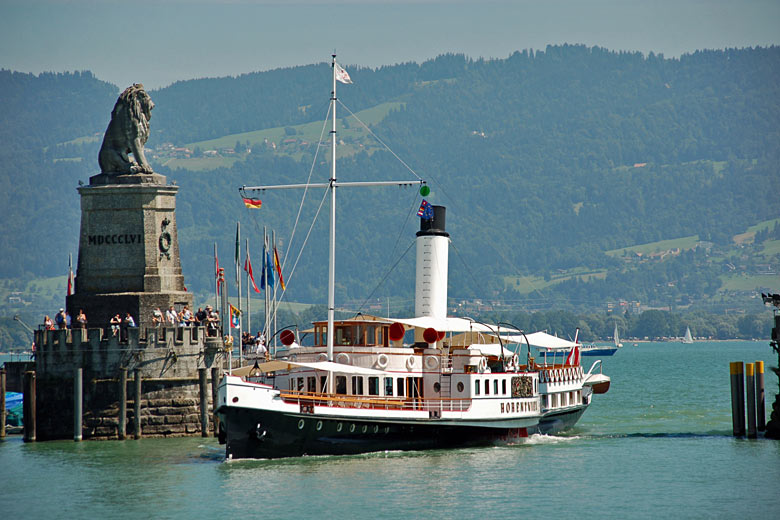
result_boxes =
[745,363,757,439]
[211,366,220,438]
[730,362,745,437]
[23,371,36,442]
[755,361,765,431]
[199,368,209,437]
[133,369,142,439]
[118,368,127,440]
[0,368,6,439]
[74,368,83,442]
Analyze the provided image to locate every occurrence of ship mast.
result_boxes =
[327,54,338,367]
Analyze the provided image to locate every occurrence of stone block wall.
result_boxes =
[33,326,225,440]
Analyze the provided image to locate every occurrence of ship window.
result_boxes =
[457,382,464,393]
[297,378,305,392]
[493,379,499,395]
[307,376,316,393]
[336,376,347,395]
[368,377,379,396]
[320,375,327,393]
[484,380,490,395]
[366,325,376,345]
[475,380,480,395]
[502,379,507,395]
[384,377,394,396]
[396,378,405,397]
[351,376,364,395]
[336,326,354,345]
[356,325,365,346]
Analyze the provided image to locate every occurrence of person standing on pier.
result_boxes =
[75,309,87,329]
[56,309,66,329]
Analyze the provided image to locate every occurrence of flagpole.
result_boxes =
[214,242,219,310]
[264,226,270,357]
[245,237,251,340]
[272,230,278,352]
[236,222,243,366]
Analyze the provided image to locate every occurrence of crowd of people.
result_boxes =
[42,304,224,338]
[241,331,268,358]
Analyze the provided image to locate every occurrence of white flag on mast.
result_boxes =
[335,62,353,84]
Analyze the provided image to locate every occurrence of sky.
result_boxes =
[2,0,779,91]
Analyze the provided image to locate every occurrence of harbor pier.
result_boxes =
[29,326,226,441]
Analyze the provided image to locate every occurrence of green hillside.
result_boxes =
[1,46,779,320]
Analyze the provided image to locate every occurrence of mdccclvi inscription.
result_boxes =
[87,233,143,246]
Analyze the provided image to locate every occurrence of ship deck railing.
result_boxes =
[279,391,473,412]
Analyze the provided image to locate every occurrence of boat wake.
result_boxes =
[521,433,582,445]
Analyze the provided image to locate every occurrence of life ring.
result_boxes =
[406,355,417,370]
[512,354,519,369]
[336,353,350,364]
[425,355,439,370]
[376,353,389,369]
[540,370,545,383]
[318,353,328,362]
[478,357,488,373]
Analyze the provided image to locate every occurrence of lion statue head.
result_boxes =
[98,83,155,174]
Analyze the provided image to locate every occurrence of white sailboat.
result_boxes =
[681,326,694,344]
[214,55,610,459]
[613,323,623,348]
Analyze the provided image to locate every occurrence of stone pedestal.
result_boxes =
[67,172,192,332]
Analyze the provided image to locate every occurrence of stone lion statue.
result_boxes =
[98,83,155,174]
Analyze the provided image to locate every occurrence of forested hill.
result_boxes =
[1,45,779,314]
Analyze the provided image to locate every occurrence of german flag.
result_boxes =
[242,197,262,209]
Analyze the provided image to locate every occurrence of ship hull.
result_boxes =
[219,406,538,459]
[580,347,618,356]
[535,406,587,434]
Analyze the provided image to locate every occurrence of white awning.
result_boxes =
[231,359,386,377]
[466,343,516,358]
[501,331,578,351]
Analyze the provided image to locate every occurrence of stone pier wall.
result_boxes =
[33,326,225,440]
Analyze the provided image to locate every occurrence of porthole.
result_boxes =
[373,425,379,433]
[457,382,464,392]
[316,420,323,431]
[337,423,343,432]
[350,423,356,433]
[362,425,368,433]
[433,382,441,393]
[298,419,305,430]
[384,426,389,434]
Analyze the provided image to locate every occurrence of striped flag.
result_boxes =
[565,346,580,366]
[244,250,260,293]
[67,254,74,296]
[243,197,262,209]
[273,245,286,291]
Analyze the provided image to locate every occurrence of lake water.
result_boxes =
[2,341,779,519]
